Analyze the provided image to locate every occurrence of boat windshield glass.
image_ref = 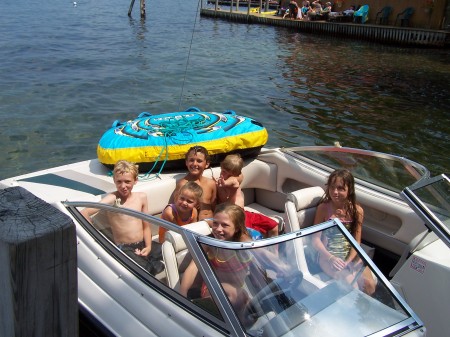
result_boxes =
[196,220,422,337]
[402,174,450,249]
[282,147,429,195]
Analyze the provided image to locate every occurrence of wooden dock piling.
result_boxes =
[0,187,78,337]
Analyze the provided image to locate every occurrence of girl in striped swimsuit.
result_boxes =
[311,169,375,295]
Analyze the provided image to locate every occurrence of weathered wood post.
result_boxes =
[0,187,78,337]
[140,0,146,18]
[128,0,136,16]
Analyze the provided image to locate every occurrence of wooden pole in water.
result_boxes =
[0,187,78,337]
[140,0,146,18]
[128,0,136,16]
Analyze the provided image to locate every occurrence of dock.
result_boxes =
[200,8,450,48]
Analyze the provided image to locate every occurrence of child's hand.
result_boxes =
[217,175,225,187]
[329,255,346,271]
[135,246,151,257]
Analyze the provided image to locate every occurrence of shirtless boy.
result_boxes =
[82,160,162,274]
[171,146,217,221]
[216,154,281,238]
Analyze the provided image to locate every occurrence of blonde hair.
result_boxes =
[220,154,243,176]
[113,160,139,180]
[178,181,203,203]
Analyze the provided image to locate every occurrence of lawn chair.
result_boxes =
[375,6,392,25]
[395,7,414,27]
[353,4,369,24]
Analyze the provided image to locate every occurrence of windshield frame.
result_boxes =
[64,201,424,337]
[281,146,429,198]
[401,174,450,249]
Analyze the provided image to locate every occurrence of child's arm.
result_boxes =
[159,205,175,243]
[81,193,116,223]
[180,260,199,297]
[136,194,152,257]
[346,204,364,263]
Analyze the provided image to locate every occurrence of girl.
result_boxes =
[312,169,375,294]
[180,203,289,311]
[159,181,203,243]
[180,203,252,309]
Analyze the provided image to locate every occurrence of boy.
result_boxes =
[171,146,217,221]
[217,154,281,238]
[82,160,162,274]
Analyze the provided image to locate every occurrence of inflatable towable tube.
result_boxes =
[97,107,269,172]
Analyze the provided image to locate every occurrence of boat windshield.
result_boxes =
[194,220,423,337]
[402,174,450,249]
[65,201,425,336]
[282,146,429,196]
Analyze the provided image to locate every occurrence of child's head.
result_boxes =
[185,145,210,162]
[175,181,203,212]
[185,145,210,175]
[212,203,247,241]
[113,160,139,180]
[112,160,139,197]
[220,154,243,177]
[324,169,356,205]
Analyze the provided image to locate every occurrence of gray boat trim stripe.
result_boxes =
[19,170,115,195]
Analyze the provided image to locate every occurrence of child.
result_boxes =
[171,145,217,221]
[159,181,203,243]
[311,169,375,294]
[180,203,289,314]
[217,154,281,238]
[81,160,162,275]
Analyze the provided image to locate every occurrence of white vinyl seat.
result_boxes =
[285,186,325,232]
[285,186,375,268]
[162,221,212,291]
[283,187,328,291]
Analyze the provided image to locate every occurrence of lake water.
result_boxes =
[1,0,449,181]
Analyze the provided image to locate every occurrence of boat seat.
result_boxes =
[285,186,375,260]
[285,186,325,232]
[162,221,212,291]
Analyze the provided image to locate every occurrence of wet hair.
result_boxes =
[322,169,359,235]
[220,154,243,176]
[113,160,139,180]
[214,203,248,241]
[185,145,210,162]
[178,181,203,204]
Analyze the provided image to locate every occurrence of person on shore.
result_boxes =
[216,153,283,238]
[311,169,375,294]
[159,181,203,243]
[171,145,217,221]
[288,0,299,20]
[301,1,311,19]
[81,160,163,275]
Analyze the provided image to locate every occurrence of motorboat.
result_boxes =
[1,146,448,336]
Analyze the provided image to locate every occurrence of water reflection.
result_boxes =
[272,31,449,174]
[0,0,448,180]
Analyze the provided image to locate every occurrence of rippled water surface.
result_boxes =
[0,0,448,180]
